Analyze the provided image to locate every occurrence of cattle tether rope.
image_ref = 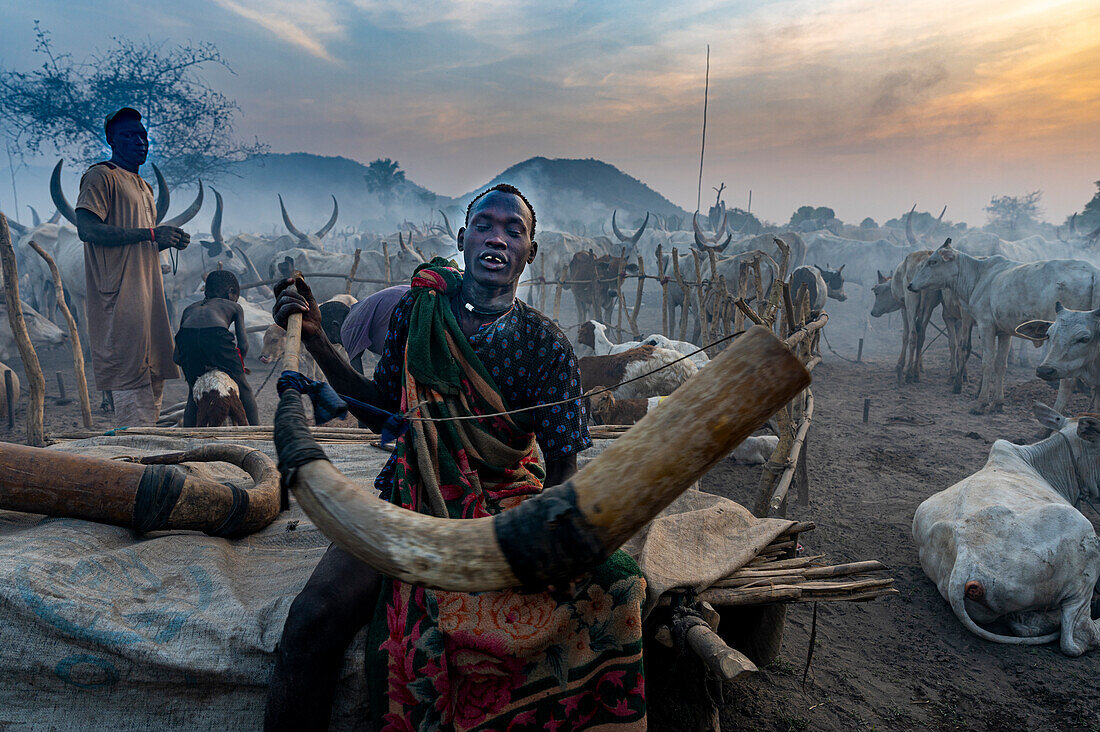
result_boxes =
[399,328,750,424]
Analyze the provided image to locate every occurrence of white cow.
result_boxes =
[0,298,68,361]
[913,403,1100,656]
[1016,303,1100,412]
[909,240,1100,413]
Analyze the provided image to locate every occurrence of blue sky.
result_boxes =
[2,0,1098,225]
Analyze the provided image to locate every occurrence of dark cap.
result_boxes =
[104,107,142,136]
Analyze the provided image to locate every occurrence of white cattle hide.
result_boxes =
[913,404,1100,656]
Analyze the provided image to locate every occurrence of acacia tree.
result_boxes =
[984,190,1043,239]
[0,22,265,186]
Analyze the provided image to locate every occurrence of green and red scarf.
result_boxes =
[367,260,646,731]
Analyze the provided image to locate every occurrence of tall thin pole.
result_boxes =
[696,44,710,213]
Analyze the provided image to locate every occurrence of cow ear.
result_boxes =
[836,264,844,274]
[1078,417,1100,443]
[1014,320,1051,342]
[877,270,887,284]
[1033,402,1066,431]
[940,248,956,262]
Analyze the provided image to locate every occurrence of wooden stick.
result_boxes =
[696,586,803,606]
[56,371,70,405]
[735,298,764,326]
[345,248,361,295]
[768,389,814,514]
[692,250,707,346]
[0,214,45,444]
[672,249,691,341]
[630,254,645,338]
[29,239,91,427]
[616,247,625,336]
[656,245,669,337]
[746,553,826,569]
[553,264,566,322]
[382,242,392,287]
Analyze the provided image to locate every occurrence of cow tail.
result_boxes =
[946,562,1059,646]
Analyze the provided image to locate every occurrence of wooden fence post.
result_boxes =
[0,214,45,445]
[692,250,707,346]
[656,245,669,337]
[382,242,391,287]
[345,248,361,295]
[671,249,690,342]
[29,239,92,428]
[553,265,566,323]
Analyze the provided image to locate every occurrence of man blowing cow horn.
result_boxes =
[266,184,809,729]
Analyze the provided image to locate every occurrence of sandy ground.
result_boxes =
[6,281,1100,731]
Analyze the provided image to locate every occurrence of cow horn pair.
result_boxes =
[693,210,732,253]
[0,443,283,537]
[276,325,810,592]
[279,194,339,243]
[906,204,948,247]
[50,160,204,229]
[611,210,649,247]
[398,231,425,263]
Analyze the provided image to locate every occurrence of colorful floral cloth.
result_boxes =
[366,259,646,731]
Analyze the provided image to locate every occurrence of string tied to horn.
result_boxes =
[276,370,409,447]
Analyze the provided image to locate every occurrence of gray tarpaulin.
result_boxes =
[0,435,789,730]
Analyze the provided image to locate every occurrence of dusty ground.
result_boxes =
[6,285,1100,731]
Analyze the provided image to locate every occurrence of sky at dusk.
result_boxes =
[2,0,1098,226]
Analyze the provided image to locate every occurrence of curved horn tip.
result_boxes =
[160,180,204,229]
[152,164,171,224]
[49,159,79,226]
[279,195,306,240]
[314,195,339,239]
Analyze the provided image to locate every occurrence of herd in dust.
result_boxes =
[6,163,1100,655]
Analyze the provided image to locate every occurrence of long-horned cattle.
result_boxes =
[913,403,1100,656]
[872,262,973,392]
[1015,303,1100,412]
[909,240,1100,414]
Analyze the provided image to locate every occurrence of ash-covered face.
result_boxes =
[457,191,537,289]
[909,246,956,292]
[107,118,149,168]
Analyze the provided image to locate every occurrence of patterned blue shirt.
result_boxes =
[373,291,590,493]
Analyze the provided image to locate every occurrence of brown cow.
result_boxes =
[579,345,697,399]
[563,251,638,323]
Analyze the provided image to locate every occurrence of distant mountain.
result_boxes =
[5,153,688,236]
[457,157,688,233]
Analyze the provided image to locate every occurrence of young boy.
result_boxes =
[173,270,259,426]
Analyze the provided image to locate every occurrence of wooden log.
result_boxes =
[29,239,92,427]
[0,442,281,536]
[5,370,13,429]
[746,553,825,569]
[683,621,757,681]
[768,389,814,514]
[0,214,45,444]
[344,248,362,295]
[697,586,803,606]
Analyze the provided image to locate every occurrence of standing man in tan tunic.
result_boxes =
[74,107,191,426]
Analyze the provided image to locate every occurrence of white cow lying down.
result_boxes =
[913,403,1100,656]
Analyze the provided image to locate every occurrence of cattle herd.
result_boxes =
[6,166,1100,658]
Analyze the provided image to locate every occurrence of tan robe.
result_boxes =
[75,163,178,391]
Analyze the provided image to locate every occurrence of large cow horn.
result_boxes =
[276,325,809,591]
[439,210,458,241]
[936,205,947,225]
[693,210,709,249]
[161,180,204,229]
[6,217,27,236]
[612,210,629,242]
[0,443,282,537]
[49,160,79,226]
[27,206,41,228]
[152,164,171,224]
[905,204,918,247]
[279,195,307,241]
[210,187,224,245]
[314,195,339,239]
[630,211,650,246]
